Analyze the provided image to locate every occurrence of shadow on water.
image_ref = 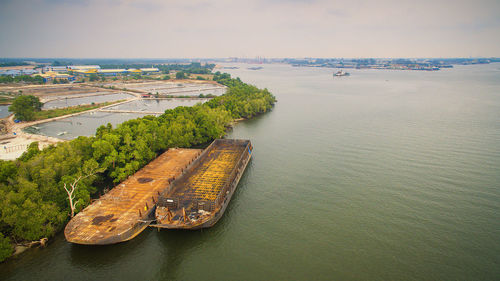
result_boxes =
[155,229,207,280]
[68,227,153,268]
[154,161,252,280]
[0,229,153,280]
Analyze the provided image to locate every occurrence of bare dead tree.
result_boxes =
[63,161,103,218]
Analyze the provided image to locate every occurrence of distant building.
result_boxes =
[39,71,75,82]
[0,69,39,76]
[72,69,98,76]
[67,65,101,71]
[140,68,160,73]
[69,66,160,77]
[97,69,128,76]
[43,66,68,72]
[127,68,142,74]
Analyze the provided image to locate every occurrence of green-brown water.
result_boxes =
[1,63,499,280]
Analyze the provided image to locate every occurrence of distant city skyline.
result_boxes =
[1,0,499,58]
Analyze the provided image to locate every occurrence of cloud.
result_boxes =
[0,0,499,58]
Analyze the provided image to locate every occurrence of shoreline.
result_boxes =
[0,74,276,263]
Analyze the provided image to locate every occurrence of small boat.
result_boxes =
[57,131,67,136]
[334,70,350,77]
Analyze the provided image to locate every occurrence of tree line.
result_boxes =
[98,62,215,75]
[0,75,44,84]
[0,62,30,67]
[0,74,276,261]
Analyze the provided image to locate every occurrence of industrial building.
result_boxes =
[67,65,101,71]
[0,69,39,76]
[39,71,75,82]
[43,66,68,72]
[90,67,160,76]
[97,69,127,76]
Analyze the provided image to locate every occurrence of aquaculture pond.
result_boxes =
[42,93,133,109]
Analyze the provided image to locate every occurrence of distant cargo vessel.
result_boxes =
[153,139,252,230]
[334,70,350,77]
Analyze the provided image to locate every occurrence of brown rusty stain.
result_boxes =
[137,177,153,183]
[92,214,114,225]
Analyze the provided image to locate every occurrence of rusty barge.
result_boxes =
[64,148,202,245]
[153,139,252,229]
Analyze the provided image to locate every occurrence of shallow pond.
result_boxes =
[24,111,150,140]
[43,93,133,109]
[0,105,11,118]
[107,98,210,112]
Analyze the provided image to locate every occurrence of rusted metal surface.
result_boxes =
[154,139,252,229]
[64,148,202,245]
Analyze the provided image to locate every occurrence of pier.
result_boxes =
[99,109,164,115]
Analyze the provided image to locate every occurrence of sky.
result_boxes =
[0,0,499,58]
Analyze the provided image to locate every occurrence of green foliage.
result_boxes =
[210,72,277,118]
[162,75,170,80]
[0,160,17,184]
[19,142,40,162]
[51,60,64,66]
[88,74,99,82]
[0,74,275,250]
[175,72,186,79]
[196,76,205,80]
[0,75,44,84]
[0,62,29,67]
[8,95,42,121]
[0,187,65,241]
[0,233,13,262]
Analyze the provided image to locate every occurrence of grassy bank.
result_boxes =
[34,100,126,121]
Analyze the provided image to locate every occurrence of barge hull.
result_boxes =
[154,139,252,229]
[64,148,202,245]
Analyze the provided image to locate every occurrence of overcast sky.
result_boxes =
[1,0,499,58]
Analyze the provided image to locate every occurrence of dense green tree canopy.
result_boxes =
[88,73,99,82]
[0,75,44,84]
[0,233,12,261]
[175,71,186,79]
[8,95,43,121]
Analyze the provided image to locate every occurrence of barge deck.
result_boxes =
[64,148,202,245]
[153,139,252,229]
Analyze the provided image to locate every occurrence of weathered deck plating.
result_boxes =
[64,148,201,245]
[154,139,252,229]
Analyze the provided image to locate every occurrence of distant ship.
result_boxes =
[334,70,350,77]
